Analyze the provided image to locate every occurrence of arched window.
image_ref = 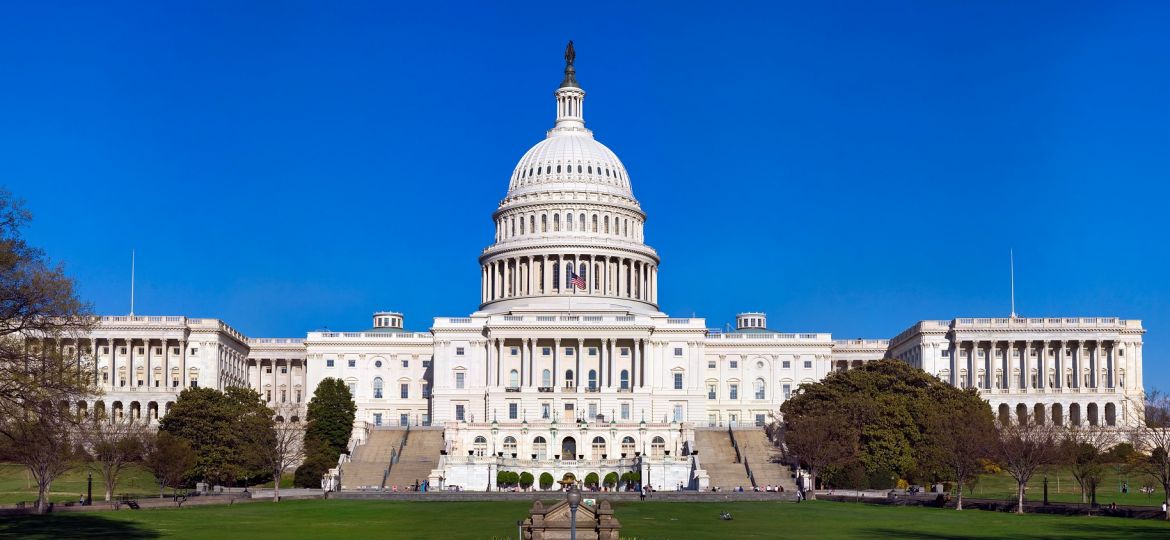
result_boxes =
[754,378,765,400]
[592,214,598,232]
[588,369,598,390]
[473,436,487,456]
[533,436,548,458]
[530,215,535,234]
[509,369,520,388]
[579,213,585,229]
[373,377,383,399]
[620,370,629,390]
[592,436,606,458]
[621,436,635,456]
[541,214,547,232]
[553,262,560,290]
[577,165,582,173]
[503,436,517,455]
[565,263,573,287]
[579,263,587,284]
[567,213,573,231]
[651,436,665,457]
[604,216,609,233]
[553,214,560,231]
[565,369,575,387]
[542,369,551,387]
[519,217,525,234]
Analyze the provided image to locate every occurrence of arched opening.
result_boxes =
[998,403,1011,425]
[542,369,551,388]
[1051,403,1063,426]
[754,378,766,400]
[1016,403,1028,425]
[1033,403,1045,425]
[588,369,597,390]
[533,436,547,459]
[1069,403,1081,426]
[561,436,577,459]
[1087,403,1099,426]
[591,436,606,459]
[651,436,665,458]
[565,369,574,388]
[509,369,520,388]
[503,436,517,456]
[473,436,487,456]
[621,436,635,456]
[1105,403,1117,426]
[373,377,383,399]
[619,370,629,390]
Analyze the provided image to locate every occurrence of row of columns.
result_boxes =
[35,337,195,390]
[482,254,658,304]
[485,338,647,391]
[495,211,642,243]
[948,339,1134,391]
[247,358,304,405]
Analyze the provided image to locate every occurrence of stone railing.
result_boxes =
[707,332,831,341]
[308,331,432,339]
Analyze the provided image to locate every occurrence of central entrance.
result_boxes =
[561,436,576,459]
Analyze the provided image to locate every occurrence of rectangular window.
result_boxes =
[422,413,430,426]
[348,359,356,368]
[281,390,287,402]
[542,347,551,355]
[281,367,288,374]
[103,347,110,354]
[402,359,409,368]
[400,413,409,427]
[456,372,465,389]
[730,360,738,369]
[803,360,812,369]
[509,403,518,419]
[423,360,432,368]
[347,383,356,396]
[373,413,382,426]
[455,404,465,421]
[941,350,951,358]
[673,405,684,422]
[566,348,574,356]
[456,347,465,356]
[782,360,791,368]
[782,384,792,399]
[674,347,683,356]
[708,360,716,369]
[621,403,630,420]
[589,347,597,356]
[510,347,519,356]
[266,367,273,374]
[401,383,409,399]
[326,359,335,368]
[673,373,683,390]
[136,347,144,355]
[621,348,630,355]
[730,384,738,400]
[707,384,716,400]
[588,403,598,419]
[296,390,302,403]
[542,403,551,419]
[755,414,766,427]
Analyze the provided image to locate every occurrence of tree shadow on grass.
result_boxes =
[861,521,1170,540]
[0,513,159,540]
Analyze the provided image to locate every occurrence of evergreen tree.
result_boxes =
[294,378,356,487]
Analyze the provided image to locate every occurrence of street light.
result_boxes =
[566,483,582,540]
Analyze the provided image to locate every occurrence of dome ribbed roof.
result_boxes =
[507,132,632,198]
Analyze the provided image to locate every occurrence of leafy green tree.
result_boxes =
[539,472,555,490]
[584,472,599,488]
[922,385,997,510]
[603,472,618,489]
[159,386,273,486]
[142,430,197,498]
[519,471,534,490]
[82,418,147,501]
[305,378,357,455]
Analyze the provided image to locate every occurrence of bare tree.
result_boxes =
[0,190,96,514]
[782,412,855,500]
[1060,425,1117,506]
[993,414,1057,514]
[82,418,147,501]
[245,405,305,501]
[926,399,996,510]
[142,430,196,499]
[1136,390,1170,520]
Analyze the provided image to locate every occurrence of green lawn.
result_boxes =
[1,499,1168,539]
[0,463,162,505]
[969,466,1162,507]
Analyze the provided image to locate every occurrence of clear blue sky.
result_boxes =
[3,3,1168,388]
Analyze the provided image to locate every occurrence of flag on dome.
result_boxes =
[569,270,586,289]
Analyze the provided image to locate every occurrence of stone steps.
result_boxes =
[734,429,797,492]
[386,429,443,490]
[693,429,751,490]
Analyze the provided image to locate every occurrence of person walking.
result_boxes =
[640,485,646,501]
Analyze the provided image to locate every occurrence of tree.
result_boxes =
[519,471,534,491]
[1060,425,1116,506]
[158,386,272,486]
[993,414,1057,514]
[584,472,599,489]
[1136,390,1170,520]
[295,379,356,488]
[0,190,95,514]
[539,472,555,490]
[923,387,997,510]
[243,405,304,501]
[82,418,147,501]
[142,430,196,498]
[603,472,618,489]
[781,412,855,499]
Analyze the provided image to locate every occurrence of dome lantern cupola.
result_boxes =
[554,41,586,132]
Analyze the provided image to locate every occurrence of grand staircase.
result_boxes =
[735,429,797,492]
[693,429,751,491]
[341,429,404,490]
[385,427,443,490]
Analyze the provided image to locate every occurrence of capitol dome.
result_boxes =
[478,42,660,315]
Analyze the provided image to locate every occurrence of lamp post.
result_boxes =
[87,473,92,506]
[566,483,582,540]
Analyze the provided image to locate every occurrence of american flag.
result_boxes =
[569,270,586,290]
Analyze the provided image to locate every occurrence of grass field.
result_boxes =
[1,499,1168,539]
[966,467,1160,507]
[0,463,161,505]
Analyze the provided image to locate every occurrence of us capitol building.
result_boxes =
[63,45,1146,491]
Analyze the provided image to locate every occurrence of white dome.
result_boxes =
[508,132,632,198]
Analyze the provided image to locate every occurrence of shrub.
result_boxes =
[519,472,534,490]
[540,472,555,490]
[603,472,619,488]
[584,472,599,488]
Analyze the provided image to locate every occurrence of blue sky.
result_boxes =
[3,2,1168,387]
